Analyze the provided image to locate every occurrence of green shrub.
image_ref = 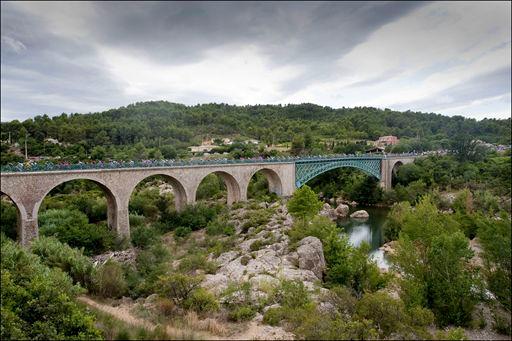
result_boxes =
[228,305,257,322]
[163,203,220,231]
[1,239,101,340]
[129,214,146,227]
[263,307,285,326]
[31,236,94,290]
[156,273,202,305]
[183,288,219,313]
[0,199,18,240]
[241,208,273,233]
[206,217,235,236]
[131,225,159,248]
[39,208,115,255]
[288,215,339,246]
[273,280,311,309]
[174,226,192,238]
[178,252,217,274]
[240,255,251,266]
[93,260,127,298]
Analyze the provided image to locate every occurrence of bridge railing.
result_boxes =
[0,151,441,173]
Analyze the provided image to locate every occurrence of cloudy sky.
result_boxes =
[1,1,510,122]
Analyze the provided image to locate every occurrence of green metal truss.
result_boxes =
[295,158,382,188]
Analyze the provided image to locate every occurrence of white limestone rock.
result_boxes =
[350,210,369,219]
[296,236,326,280]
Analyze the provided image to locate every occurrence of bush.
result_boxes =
[156,273,202,305]
[206,217,235,236]
[174,226,192,238]
[0,199,18,240]
[288,215,339,246]
[183,288,219,313]
[228,305,257,322]
[39,208,115,255]
[131,225,159,248]
[273,280,311,309]
[178,252,217,274]
[93,260,127,298]
[1,239,102,340]
[163,203,220,231]
[263,307,285,326]
[31,236,94,290]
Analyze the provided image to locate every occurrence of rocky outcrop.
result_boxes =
[350,210,369,219]
[92,248,137,266]
[319,203,337,220]
[334,203,350,218]
[379,240,398,256]
[201,203,328,299]
[296,236,326,280]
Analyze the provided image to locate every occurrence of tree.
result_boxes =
[286,185,323,225]
[291,135,305,155]
[390,195,479,327]
[1,239,102,340]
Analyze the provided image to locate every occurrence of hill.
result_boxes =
[1,101,510,162]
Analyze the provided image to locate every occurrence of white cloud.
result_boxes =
[99,44,303,105]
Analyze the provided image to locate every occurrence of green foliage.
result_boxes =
[174,226,192,238]
[163,203,221,232]
[286,185,323,224]
[355,291,434,338]
[196,173,226,200]
[477,213,511,310]
[131,224,159,249]
[182,288,220,313]
[0,198,18,240]
[240,207,273,233]
[126,242,171,298]
[156,273,202,305]
[1,239,102,340]
[390,195,480,327]
[39,208,115,255]
[288,215,339,246]
[93,260,128,298]
[324,236,389,296]
[2,102,509,165]
[178,252,217,274]
[205,216,235,236]
[272,280,312,309]
[228,305,257,322]
[31,236,94,290]
[383,201,411,241]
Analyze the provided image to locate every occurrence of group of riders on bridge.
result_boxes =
[1,150,447,173]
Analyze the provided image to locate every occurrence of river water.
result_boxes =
[336,206,391,269]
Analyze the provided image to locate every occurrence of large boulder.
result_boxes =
[334,203,350,218]
[350,210,369,219]
[296,236,326,280]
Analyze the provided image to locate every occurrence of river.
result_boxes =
[336,206,391,269]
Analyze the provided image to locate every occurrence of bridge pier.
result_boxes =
[19,218,38,246]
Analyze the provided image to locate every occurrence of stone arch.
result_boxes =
[391,161,403,175]
[129,174,188,212]
[247,168,283,197]
[0,191,26,241]
[34,176,119,233]
[195,171,241,205]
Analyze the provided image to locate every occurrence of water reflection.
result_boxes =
[337,206,390,269]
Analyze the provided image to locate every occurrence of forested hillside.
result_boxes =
[1,102,510,163]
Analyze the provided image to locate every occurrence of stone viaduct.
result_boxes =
[0,155,415,246]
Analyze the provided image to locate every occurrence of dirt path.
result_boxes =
[77,296,220,340]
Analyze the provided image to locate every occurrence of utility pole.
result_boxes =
[24,133,28,160]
